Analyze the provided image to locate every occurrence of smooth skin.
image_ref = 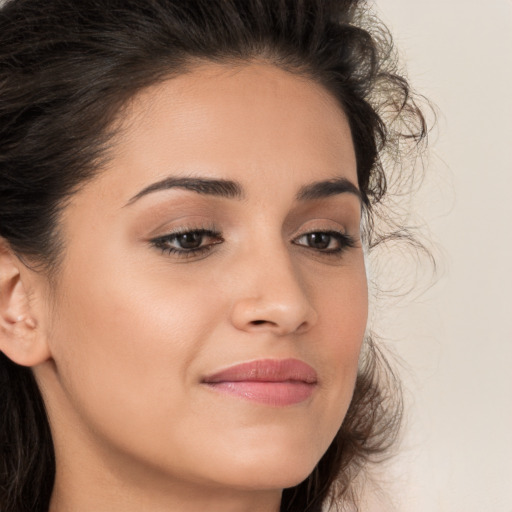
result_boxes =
[0,62,368,512]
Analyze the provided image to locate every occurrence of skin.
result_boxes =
[0,62,367,512]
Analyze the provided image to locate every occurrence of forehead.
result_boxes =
[80,61,358,211]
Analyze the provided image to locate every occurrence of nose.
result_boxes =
[229,244,318,336]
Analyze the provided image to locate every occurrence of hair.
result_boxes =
[0,0,428,511]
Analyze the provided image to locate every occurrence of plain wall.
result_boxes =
[371,1,512,511]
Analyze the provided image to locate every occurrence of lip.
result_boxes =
[201,358,318,406]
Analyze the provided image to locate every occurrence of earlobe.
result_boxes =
[0,242,51,367]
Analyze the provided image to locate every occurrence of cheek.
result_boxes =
[309,265,368,433]
[47,252,224,450]
[315,261,368,360]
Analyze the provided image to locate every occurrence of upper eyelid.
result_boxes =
[149,224,220,239]
[293,230,356,246]
[289,224,354,240]
[151,226,350,238]
[150,229,222,258]
[151,228,222,244]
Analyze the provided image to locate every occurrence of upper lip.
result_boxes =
[202,358,318,384]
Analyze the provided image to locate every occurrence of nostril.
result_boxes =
[250,320,267,326]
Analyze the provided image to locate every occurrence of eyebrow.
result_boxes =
[296,177,362,203]
[125,177,244,206]
[125,175,361,206]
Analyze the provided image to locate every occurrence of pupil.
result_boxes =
[308,233,330,249]
[178,232,202,249]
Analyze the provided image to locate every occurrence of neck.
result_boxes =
[49,463,282,512]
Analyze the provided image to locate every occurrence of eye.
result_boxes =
[151,228,223,258]
[173,231,206,250]
[293,230,356,254]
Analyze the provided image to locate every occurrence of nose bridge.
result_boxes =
[230,232,318,335]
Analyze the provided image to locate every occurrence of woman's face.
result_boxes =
[35,62,367,505]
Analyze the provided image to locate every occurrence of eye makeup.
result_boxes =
[150,226,223,259]
[129,187,362,265]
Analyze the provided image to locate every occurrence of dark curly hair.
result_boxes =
[0,0,427,511]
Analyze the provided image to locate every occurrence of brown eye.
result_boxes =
[293,230,356,254]
[306,233,332,250]
[175,232,204,249]
[151,228,223,257]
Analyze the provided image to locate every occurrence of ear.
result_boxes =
[0,241,52,367]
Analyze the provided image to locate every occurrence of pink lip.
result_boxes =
[202,358,318,406]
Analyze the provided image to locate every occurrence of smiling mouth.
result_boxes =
[201,358,318,406]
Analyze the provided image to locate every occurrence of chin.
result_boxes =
[215,462,318,492]
[203,439,326,491]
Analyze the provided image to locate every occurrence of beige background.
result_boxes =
[371,1,512,511]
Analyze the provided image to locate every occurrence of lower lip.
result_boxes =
[204,381,316,406]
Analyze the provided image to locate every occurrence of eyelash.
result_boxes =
[294,230,356,255]
[151,227,223,259]
[150,227,356,259]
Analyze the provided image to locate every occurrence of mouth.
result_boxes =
[201,358,318,406]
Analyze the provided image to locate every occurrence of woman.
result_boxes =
[0,0,427,511]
